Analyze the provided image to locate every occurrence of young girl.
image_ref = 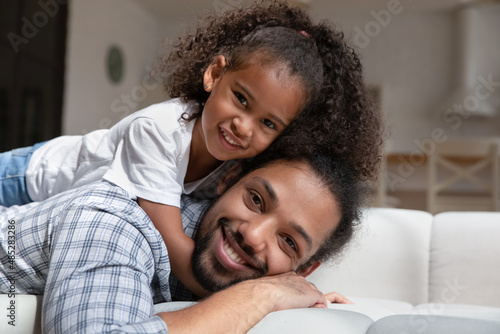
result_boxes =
[0,1,382,297]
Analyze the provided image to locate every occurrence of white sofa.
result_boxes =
[254,208,500,333]
[3,208,500,333]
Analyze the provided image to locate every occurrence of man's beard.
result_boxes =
[192,217,267,293]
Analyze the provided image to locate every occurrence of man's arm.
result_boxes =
[159,272,327,334]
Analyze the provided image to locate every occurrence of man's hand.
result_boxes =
[244,271,328,312]
[160,272,327,334]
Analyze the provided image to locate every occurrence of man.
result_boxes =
[0,150,363,333]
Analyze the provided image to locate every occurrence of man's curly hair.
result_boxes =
[155,0,383,181]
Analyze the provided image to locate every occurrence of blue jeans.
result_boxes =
[0,142,46,207]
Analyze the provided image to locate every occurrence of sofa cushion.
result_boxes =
[155,302,374,334]
[411,303,500,320]
[248,308,374,334]
[308,208,433,305]
[429,212,500,308]
[366,314,500,334]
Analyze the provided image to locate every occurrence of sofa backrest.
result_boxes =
[308,208,500,308]
[308,208,433,306]
[429,212,500,308]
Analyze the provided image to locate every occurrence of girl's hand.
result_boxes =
[309,289,353,308]
[324,291,354,304]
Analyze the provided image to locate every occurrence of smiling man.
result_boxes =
[0,149,363,333]
[190,159,341,293]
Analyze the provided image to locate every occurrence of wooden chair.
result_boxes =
[426,139,499,214]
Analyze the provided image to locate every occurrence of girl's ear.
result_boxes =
[217,162,243,195]
[203,55,227,92]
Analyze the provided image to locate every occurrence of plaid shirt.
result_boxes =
[0,180,210,333]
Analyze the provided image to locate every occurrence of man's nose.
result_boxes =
[232,115,253,138]
[238,216,275,254]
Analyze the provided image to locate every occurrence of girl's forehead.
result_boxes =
[228,50,283,72]
[229,57,305,95]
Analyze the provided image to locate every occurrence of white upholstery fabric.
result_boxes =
[308,208,433,305]
[429,211,500,307]
[0,294,41,334]
[248,308,373,334]
[410,303,500,321]
[155,302,375,334]
[328,297,414,321]
[366,314,500,334]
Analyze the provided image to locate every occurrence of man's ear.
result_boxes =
[203,55,227,92]
[217,163,243,195]
[296,260,322,278]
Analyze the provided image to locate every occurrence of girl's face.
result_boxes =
[198,55,306,161]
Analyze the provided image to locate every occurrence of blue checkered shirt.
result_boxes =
[0,180,210,333]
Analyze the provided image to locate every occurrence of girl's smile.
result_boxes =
[219,126,244,150]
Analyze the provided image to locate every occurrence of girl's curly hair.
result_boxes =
[155,0,383,181]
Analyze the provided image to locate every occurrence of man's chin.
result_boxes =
[192,253,260,292]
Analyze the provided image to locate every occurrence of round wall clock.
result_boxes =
[106,45,124,84]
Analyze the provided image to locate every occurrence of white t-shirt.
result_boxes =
[26,98,225,206]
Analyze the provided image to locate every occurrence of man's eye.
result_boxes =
[234,92,248,107]
[251,193,262,206]
[262,119,276,129]
[283,235,298,252]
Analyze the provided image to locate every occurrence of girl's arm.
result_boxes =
[138,198,210,298]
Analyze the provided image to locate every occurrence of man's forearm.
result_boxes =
[159,272,327,334]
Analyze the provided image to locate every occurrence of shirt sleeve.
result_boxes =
[42,199,169,333]
[103,116,187,207]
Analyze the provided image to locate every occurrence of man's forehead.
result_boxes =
[242,161,307,182]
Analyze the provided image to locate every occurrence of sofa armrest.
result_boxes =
[0,294,42,334]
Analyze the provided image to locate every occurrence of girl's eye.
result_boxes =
[283,235,298,253]
[234,92,248,108]
[262,119,276,129]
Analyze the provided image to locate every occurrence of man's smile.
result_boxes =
[216,220,267,274]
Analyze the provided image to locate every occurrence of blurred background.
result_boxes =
[1,0,499,211]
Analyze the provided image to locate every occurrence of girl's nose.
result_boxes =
[232,115,253,138]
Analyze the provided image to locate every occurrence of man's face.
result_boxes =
[192,160,341,292]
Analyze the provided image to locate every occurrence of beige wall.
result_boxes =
[63,0,170,135]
